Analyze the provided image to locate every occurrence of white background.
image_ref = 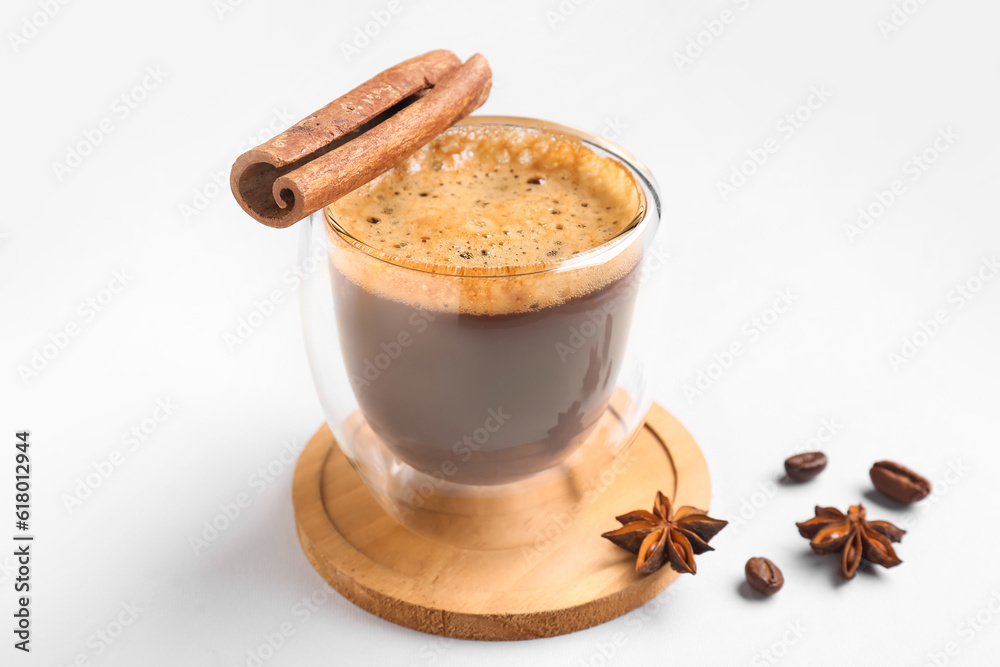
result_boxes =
[3,0,1000,665]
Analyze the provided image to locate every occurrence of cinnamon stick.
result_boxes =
[231,50,492,228]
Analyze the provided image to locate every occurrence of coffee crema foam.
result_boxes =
[326,123,645,315]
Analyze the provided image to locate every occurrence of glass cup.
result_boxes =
[300,116,666,549]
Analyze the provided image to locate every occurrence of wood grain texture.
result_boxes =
[292,403,711,640]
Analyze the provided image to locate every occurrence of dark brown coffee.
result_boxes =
[327,123,644,484]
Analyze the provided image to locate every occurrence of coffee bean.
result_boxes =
[745,557,783,596]
[870,460,931,503]
[784,451,828,482]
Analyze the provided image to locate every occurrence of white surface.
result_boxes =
[3,1,1000,665]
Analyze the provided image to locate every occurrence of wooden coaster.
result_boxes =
[292,402,710,640]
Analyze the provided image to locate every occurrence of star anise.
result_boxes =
[601,491,728,575]
[796,504,905,579]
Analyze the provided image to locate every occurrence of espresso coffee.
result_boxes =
[327,123,645,484]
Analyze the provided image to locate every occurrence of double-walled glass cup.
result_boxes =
[301,117,665,549]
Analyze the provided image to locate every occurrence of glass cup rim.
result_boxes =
[323,115,659,279]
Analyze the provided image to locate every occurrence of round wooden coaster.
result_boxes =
[292,403,710,640]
